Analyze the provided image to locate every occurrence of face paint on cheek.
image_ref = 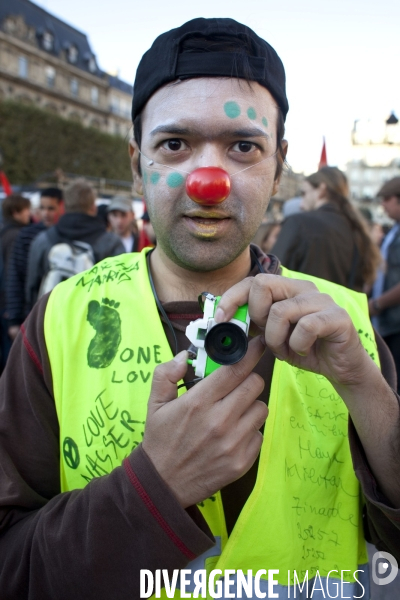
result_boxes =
[150,172,160,185]
[262,117,268,128]
[247,107,257,120]
[224,101,241,119]
[166,173,185,188]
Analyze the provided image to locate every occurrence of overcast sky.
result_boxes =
[36,0,400,174]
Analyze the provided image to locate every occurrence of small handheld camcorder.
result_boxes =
[185,292,250,379]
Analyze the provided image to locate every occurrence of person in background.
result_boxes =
[272,167,381,292]
[0,195,31,266]
[25,179,124,310]
[6,188,64,342]
[107,197,139,252]
[359,208,385,249]
[260,221,281,254]
[252,221,281,254]
[370,221,384,247]
[369,177,400,393]
[0,194,31,370]
[96,203,112,231]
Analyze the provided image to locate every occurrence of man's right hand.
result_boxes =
[142,336,267,508]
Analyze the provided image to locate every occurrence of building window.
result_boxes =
[110,95,120,115]
[122,101,131,119]
[70,78,79,97]
[88,57,96,73]
[45,66,55,88]
[43,32,54,51]
[68,45,79,64]
[18,56,28,78]
[91,86,99,106]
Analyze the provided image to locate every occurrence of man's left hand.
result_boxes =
[216,273,400,507]
[215,274,373,388]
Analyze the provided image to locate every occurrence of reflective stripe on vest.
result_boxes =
[44,253,378,593]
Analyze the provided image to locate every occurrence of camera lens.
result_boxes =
[204,322,248,365]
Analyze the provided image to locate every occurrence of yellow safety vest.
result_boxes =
[44,250,378,594]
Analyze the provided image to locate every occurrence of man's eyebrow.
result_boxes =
[150,125,192,137]
[228,127,270,140]
[150,125,270,139]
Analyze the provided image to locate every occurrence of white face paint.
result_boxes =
[135,77,283,272]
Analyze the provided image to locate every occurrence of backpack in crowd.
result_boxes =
[38,229,94,298]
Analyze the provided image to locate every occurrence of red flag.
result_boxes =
[318,137,328,170]
[0,171,12,196]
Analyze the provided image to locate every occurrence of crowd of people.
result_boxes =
[0,180,156,371]
[0,16,399,600]
[254,168,400,395]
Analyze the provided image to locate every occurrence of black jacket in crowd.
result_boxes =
[272,203,364,291]
[5,222,46,326]
[25,212,125,311]
[0,218,27,310]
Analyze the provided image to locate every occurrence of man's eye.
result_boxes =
[162,139,186,151]
[233,141,256,153]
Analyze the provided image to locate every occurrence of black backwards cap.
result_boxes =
[132,18,289,122]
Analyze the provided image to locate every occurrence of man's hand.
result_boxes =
[368,297,381,317]
[215,274,373,388]
[142,337,267,508]
[216,274,400,507]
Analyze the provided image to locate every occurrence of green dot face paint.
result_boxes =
[167,172,185,188]
[224,101,241,119]
[247,107,257,120]
[150,172,160,185]
[262,117,268,128]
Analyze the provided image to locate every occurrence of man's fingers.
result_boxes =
[245,430,265,469]
[148,350,188,412]
[220,372,265,420]
[216,274,318,327]
[288,307,351,356]
[239,398,268,433]
[194,336,265,404]
[214,277,254,323]
[265,293,334,356]
[248,275,319,327]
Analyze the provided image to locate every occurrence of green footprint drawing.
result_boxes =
[86,298,122,368]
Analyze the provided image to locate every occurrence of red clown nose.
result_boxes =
[185,167,231,205]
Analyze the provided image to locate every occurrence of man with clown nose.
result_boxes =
[0,17,399,600]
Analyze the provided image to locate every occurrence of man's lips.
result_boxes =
[183,211,231,221]
[187,216,228,225]
[182,212,231,236]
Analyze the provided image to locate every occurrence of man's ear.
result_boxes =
[129,138,143,196]
[271,139,288,197]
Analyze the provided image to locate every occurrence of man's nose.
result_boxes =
[194,145,225,169]
[186,167,231,205]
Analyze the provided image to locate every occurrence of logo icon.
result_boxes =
[63,436,80,469]
[372,551,399,586]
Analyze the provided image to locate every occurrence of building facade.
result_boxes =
[0,0,133,137]
[346,112,400,201]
